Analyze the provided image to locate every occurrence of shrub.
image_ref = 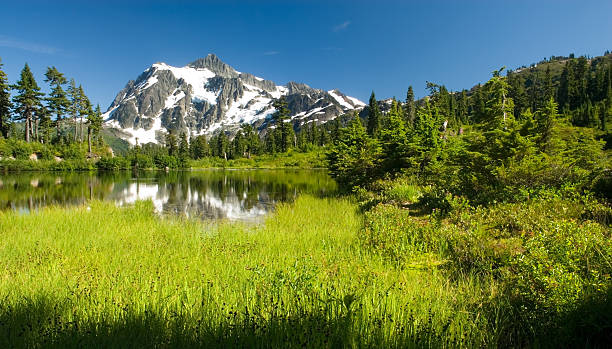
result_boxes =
[97,157,129,171]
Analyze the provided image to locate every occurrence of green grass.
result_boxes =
[0,196,501,348]
[1,189,610,347]
[190,149,328,169]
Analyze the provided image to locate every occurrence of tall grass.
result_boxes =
[0,197,498,348]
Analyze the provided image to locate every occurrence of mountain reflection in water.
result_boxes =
[0,170,336,222]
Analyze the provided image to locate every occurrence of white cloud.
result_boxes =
[333,21,351,32]
[0,35,59,54]
[263,51,280,56]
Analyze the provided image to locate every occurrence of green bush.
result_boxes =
[12,141,32,160]
[61,143,86,160]
[96,157,129,171]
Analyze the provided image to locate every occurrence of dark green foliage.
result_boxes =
[11,63,44,142]
[44,66,70,137]
[366,92,381,136]
[0,58,11,139]
[272,96,292,153]
[327,116,381,190]
[190,135,209,159]
[404,86,415,124]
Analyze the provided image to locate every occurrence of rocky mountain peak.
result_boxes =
[188,53,238,78]
[103,54,365,145]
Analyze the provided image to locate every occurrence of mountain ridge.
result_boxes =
[103,54,365,145]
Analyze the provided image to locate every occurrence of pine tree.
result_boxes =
[178,133,189,159]
[37,103,53,144]
[483,67,514,131]
[217,132,228,160]
[77,85,88,142]
[165,132,178,156]
[380,99,408,171]
[190,135,209,159]
[67,78,79,142]
[405,86,415,124]
[87,104,103,152]
[0,58,12,138]
[326,115,381,189]
[44,66,69,140]
[471,84,486,123]
[535,97,559,152]
[367,91,381,137]
[272,96,291,152]
[11,63,44,142]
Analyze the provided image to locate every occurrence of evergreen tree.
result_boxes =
[216,132,229,160]
[407,99,442,174]
[327,115,382,189]
[67,78,79,142]
[366,91,381,136]
[190,135,209,159]
[535,97,559,152]
[44,66,69,139]
[483,67,514,131]
[77,85,88,142]
[11,63,44,142]
[87,104,103,152]
[272,96,292,152]
[241,124,259,158]
[471,84,486,123]
[405,86,415,124]
[0,58,11,138]
[380,99,408,171]
[36,103,53,144]
[165,132,178,156]
[265,130,276,154]
[178,133,189,159]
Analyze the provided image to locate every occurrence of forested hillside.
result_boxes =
[325,52,612,346]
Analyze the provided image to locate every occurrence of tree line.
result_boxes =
[0,58,104,153]
[328,51,612,203]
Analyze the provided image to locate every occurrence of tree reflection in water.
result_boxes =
[0,170,336,222]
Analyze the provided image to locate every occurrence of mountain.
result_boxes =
[102,54,365,145]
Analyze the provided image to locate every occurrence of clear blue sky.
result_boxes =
[1,0,611,110]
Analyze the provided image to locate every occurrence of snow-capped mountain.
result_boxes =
[103,54,365,144]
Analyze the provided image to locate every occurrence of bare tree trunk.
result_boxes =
[25,113,31,143]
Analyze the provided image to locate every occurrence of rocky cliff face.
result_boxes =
[103,54,365,144]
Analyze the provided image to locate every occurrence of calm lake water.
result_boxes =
[0,170,336,222]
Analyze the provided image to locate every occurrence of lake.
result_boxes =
[0,170,336,222]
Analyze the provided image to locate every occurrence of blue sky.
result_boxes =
[1,0,611,110]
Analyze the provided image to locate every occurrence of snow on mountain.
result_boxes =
[103,54,365,145]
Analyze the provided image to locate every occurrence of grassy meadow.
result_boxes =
[0,187,610,347]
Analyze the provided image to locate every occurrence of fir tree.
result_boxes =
[367,91,381,137]
[11,63,44,142]
[165,132,178,156]
[535,97,559,152]
[87,104,103,152]
[0,58,12,138]
[272,96,291,152]
[36,103,53,144]
[77,85,88,142]
[380,99,408,171]
[44,66,69,139]
[405,86,415,124]
[178,133,189,159]
[483,67,514,131]
[67,78,79,142]
[326,115,381,189]
[190,135,209,159]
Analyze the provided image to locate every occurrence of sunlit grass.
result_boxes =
[0,196,497,347]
